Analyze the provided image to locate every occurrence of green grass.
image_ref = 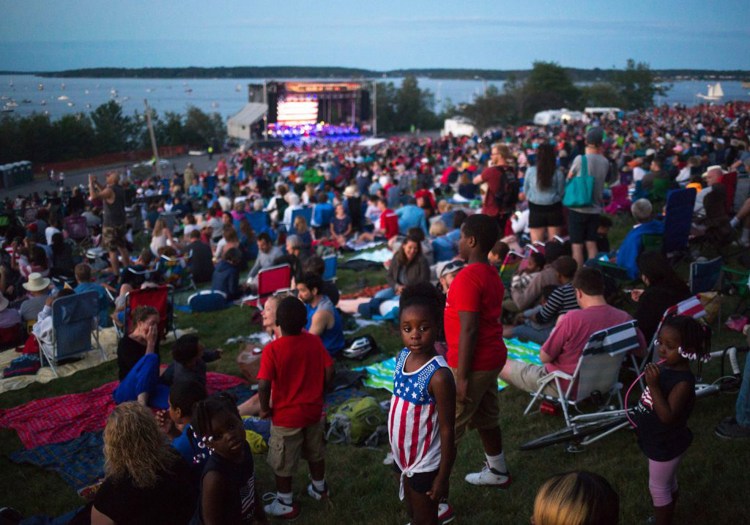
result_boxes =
[2,243,749,523]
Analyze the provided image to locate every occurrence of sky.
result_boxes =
[1,0,749,72]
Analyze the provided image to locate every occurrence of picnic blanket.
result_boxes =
[10,431,105,492]
[0,326,197,395]
[0,372,245,449]
[348,247,393,264]
[355,338,543,392]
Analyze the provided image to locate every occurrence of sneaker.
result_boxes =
[438,502,455,524]
[382,451,394,465]
[464,463,512,487]
[715,418,750,439]
[307,481,330,501]
[262,494,300,520]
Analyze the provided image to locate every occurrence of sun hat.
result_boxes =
[0,293,9,312]
[437,259,465,279]
[701,165,726,179]
[23,273,51,292]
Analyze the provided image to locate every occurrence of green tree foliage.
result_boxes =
[610,59,669,110]
[579,83,623,108]
[0,103,224,164]
[375,76,440,133]
[502,62,582,122]
[90,100,132,154]
[459,85,511,130]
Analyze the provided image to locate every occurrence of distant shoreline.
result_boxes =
[1,66,749,82]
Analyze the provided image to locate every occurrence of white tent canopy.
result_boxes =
[359,137,386,147]
[227,102,268,140]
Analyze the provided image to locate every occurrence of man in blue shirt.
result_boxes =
[395,197,428,235]
[74,263,111,327]
[614,198,664,279]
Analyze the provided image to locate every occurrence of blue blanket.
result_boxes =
[10,431,104,492]
[355,338,543,393]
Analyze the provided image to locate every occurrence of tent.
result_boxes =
[227,103,268,140]
[442,117,477,137]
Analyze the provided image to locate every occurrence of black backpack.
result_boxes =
[494,167,520,212]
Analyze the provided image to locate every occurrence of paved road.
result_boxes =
[4,153,222,200]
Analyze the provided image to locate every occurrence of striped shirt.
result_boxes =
[388,348,447,500]
[535,283,579,325]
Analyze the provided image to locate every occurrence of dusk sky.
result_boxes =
[1,0,749,72]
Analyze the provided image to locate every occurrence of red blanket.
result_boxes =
[0,372,245,449]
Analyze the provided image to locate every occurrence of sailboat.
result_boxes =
[696,82,724,102]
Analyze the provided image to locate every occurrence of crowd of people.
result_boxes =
[1,101,750,524]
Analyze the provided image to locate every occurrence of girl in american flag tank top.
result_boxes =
[388,283,456,524]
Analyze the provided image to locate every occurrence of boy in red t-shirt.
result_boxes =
[258,296,334,519]
[444,213,512,488]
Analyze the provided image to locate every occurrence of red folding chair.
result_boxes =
[242,264,292,308]
[121,285,175,340]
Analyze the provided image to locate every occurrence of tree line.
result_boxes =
[0,101,226,165]
[377,60,668,133]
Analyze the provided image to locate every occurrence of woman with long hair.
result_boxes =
[524,143,566,243]
[150,218,175,257]
[91,402,196,525]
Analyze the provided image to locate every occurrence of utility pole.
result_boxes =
[372,80,378,137]
[143,99,163,179]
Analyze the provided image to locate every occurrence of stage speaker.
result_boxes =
[267,92,277,124]
[360,90,371,120]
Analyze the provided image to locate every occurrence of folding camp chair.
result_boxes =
[641,233,663,253]
[689,256,723,295]
[662,187,697,258]
[187,290,228,312]
[36,291,105,377]
[118,285,175,340]
[719,267,750,329]
[524,320,642,430]
[631,295,707,387]
[242,264,292,308]
[499,251,523,289]
[322,254,338,282]
[603,184,631,215]
[290,207,313,230]
[246,211,270,234]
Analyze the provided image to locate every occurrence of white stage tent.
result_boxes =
[227,103,268,140]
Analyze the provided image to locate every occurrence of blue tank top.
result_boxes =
[306,296,344,356]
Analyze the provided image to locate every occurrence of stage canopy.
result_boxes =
[227,102,268,140]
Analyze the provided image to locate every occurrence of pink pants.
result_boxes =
[648,454,684,507]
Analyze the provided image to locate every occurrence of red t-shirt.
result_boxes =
[256,332,333,428]
[480,166,503,217]
[379,209,399,239]
[444,263,507,371]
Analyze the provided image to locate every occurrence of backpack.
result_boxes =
[494,167,520,212]
[326,396,386,446]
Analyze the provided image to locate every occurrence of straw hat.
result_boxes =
[0,293,8,312]
[23,273,51,292]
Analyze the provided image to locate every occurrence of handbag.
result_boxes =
[562,154,594,208]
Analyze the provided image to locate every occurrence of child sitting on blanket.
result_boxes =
[511,251,545,294]
[156,379,208,483]
[161,334,222,388]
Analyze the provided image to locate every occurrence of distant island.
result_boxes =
[1,66,749,82]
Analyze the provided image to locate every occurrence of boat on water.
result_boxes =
[57,95,69,101]
[4,101,18,109]
[40,100,47,106]
[21,99,32,104]
[742,81,750,89]
[38,83,44,91]
[697,82,724,102]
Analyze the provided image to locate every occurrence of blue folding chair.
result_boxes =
[290,207,313,228]
[662,187,697,257]
[689,256,723,295]
[246,211,269,233]
[37,291,104,377]
[323,255,338,281]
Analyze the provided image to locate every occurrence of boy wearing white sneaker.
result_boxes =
[257,297,335,519]
[444,214,512,488]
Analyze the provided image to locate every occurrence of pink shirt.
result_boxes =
[541,304,645,379]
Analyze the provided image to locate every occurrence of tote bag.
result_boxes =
[562,154,594,208]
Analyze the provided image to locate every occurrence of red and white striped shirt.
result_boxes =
[388,348,447,499]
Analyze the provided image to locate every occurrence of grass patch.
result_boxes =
[1,243,749,523]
